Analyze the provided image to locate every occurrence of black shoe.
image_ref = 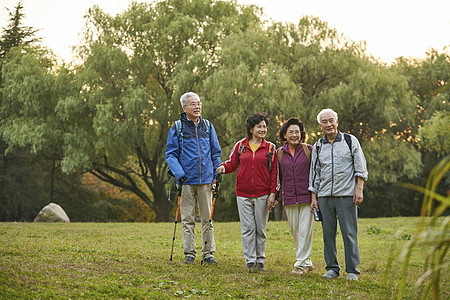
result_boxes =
[202,257,218,265]
[257,263,265,271]
[184,256,195,264]
[247,262,257,272]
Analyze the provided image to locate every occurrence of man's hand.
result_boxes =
[353,177,364,206]
[353,188,363,206]
[310,193,318,213]
[176,176,186,190]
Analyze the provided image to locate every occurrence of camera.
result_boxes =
[313,207,322,221]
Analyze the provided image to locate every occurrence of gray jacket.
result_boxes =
[308,132,368,197]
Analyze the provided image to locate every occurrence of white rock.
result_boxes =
[34,203,70,222]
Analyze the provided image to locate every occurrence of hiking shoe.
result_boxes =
[347,273,358,281]
[257,263,266,271]
[202,257,218,265]
[323,269,339,279]
[247,262,257,273]
[184,256,195,264]
[292,267,305,275]
[292,266,315,275]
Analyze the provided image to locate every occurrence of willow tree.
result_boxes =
[204,16,422,217]
[56,0,263,221]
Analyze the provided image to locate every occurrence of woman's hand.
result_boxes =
[216,166,225,174]
[267,193,278,212]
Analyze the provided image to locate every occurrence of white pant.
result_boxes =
[237,195,269,264]
[285,203,314,269]
[180,184,215,259]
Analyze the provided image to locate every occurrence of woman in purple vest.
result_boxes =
[276,117,315,275]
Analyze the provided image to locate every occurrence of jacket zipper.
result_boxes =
[291,150,299,203]
[195,125,202,184]
[331,142,334,196]
[252,146,255,197]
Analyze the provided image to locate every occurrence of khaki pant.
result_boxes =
[180,184,215,259]
[285,203,314,269]
[237,195,269,264]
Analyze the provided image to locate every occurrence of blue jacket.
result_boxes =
[165,112,222,185]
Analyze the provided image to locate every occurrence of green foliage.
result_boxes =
[367,225,384,235]
[388,157,450,299]
[0,1,40,60]
[51,0,266,221]
[0,0,446,221]
[418,111,450,155]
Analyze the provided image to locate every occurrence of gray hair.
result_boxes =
[180,92,200,107]
[317,108,338,124]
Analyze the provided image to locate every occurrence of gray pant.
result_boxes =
[318,196,360,274]
[237,195,269,264]
[180,184,215,259]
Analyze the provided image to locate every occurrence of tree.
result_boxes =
[392,49,450,205]
[203,16,423,217]
[0,2,43,221]
[0,1,40,60]
[54,0,263,221]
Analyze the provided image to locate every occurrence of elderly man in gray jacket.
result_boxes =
[309,108,368,281]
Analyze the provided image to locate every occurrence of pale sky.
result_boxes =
[1,0,449,64]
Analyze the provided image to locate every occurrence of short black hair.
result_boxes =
[278,117,306,142]
[246,113,270,138]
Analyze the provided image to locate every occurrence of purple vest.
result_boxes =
[278,143,313,206]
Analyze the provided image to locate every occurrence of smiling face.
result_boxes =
[250,120,267,140]
[319,111,338,139]
[183,95,202,121]
[284,124,301,147]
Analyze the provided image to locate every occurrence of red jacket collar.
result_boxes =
[242,137,270,150]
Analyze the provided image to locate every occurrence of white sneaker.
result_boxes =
[347,273,358,280]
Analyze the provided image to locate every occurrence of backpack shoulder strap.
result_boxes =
[343,133,352,152]
[202,118,211,135]
[175,120,183,139]
[237,138,246,163]
[267,142,276,172]
[277,148,283,166]
[343,133,354,165]
[175,120,184,161]
[301,143,311,162]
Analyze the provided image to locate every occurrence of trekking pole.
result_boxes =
[169,182,182,261]
[201,173,222,265]
[209,173,222,223]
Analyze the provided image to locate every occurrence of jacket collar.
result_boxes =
[280,142,303,156]
[180,112,203,124]
[242,137,270,149]
[322,131,342,143]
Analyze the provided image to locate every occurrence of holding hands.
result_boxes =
[266,193,278,212]
[216,166,225,174]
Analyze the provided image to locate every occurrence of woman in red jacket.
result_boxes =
[216,113,278,272]
[277,117,315,275]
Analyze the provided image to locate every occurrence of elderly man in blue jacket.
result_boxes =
[309,108,368,281]
[166,92,222,265]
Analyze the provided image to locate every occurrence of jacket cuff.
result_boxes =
[308,187,318,195]
[355,173,368,181]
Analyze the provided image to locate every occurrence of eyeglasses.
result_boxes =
[186,102,202,107]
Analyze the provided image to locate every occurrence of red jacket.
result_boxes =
[221,137,278,198]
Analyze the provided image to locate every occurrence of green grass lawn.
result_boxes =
[0,217,448,299]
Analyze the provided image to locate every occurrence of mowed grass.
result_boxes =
[0,217,448,299]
